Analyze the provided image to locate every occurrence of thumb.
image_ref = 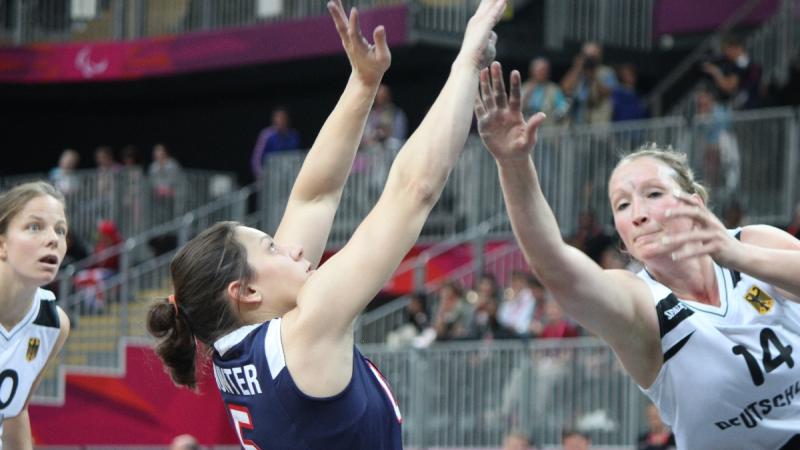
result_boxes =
[525,112,546,142]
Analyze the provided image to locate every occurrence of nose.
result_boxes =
[287,244,304,261]
[631,198,649,227]
[45,227,60,249]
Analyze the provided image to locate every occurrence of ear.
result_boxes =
[226,280,262,304]
[0,235,6,261]
[691,192,706,207]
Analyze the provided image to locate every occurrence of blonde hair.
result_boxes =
[0,181,66,235]
[614,143,709,203]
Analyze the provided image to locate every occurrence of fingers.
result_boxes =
[474,94,487,119]
[491,61,507,108]
[479,68,495,109]
[349,7,363,43]
[525,112,547,143]
[373,25,388,52]
[665,205,711,226]
[508,69,522,110]
[327,0,349,39]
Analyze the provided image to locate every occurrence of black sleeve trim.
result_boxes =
[663,331,694,363]
[655,294,694,338]
[778,434,800,450]
[33,300,60,329]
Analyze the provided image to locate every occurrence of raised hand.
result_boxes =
[459,0,506,69]
[328,0,391,86]
[659,191,743,267]
[474,62,546,161]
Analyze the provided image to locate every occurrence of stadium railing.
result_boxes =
[543,0,655,51]
[0,168,237,245]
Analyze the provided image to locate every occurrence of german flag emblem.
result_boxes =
[26,337,40,361]
[745,286,774,315]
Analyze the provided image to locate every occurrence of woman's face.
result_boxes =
[609,157,697,264]
[235,226,311,311]
[0,195,67,286]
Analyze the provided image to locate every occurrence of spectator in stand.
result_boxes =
[169,434,200,450]
[701,34,762,109]
[148,143,182,224]
[567,209,605,254]
[251,107,302,179]
[562,429,592,450]
[433,279,473,341]
[74,220,123,313]
[637,403,676,450]
[787,203,800,239]
[502,430,536,450]
[561,42,617,124]
[531,300,581,339]
[121,145,145,231]
[94,145,122,199]
[520,57,569,122]
[49,148,81,197]
[362,83,408,153]
[693,86,739,203]
[466,273,514,340]
[612,63,648,122]
[498,271,536,337]
[386,292,431,348]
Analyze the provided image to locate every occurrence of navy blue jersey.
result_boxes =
[212,318,403,450]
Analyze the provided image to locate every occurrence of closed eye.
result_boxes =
[647,191,663,199]
[615,202,629,212]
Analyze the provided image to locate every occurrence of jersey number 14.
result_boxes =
[732,327,794,386]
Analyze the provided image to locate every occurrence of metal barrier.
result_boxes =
[363,338,647,447]
[0,168,237,244]
[544,0,655,51]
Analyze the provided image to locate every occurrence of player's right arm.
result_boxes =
[475,63,662,387]
[282,0,507,397]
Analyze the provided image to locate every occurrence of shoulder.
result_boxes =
[740,225,800,251]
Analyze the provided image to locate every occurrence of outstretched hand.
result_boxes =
[658,191,743,267]
[474,62,546,161]
[328,0,391,86]
[460,0,506,69]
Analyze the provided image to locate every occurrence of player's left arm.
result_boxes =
[661,195,800,300]
[5,308,71,449]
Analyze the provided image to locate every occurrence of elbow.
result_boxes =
[405,178,440,207]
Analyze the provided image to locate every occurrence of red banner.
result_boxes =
[0,5,407,83]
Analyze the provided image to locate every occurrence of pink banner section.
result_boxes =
[654,0,779,36]
[0,5,407,83]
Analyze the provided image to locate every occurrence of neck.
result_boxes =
[0,266,39,330]
[647,256,719,306]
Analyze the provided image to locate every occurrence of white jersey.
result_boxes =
[0,289,62,445]
[640,230,800,450]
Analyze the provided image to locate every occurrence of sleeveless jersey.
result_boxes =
[0,288,62,445]
[640,230,800,450]
[212,318,403,450]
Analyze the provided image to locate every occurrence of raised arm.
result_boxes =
[474,63,661,386]
[282,0,506,396]
[273,0,391,267]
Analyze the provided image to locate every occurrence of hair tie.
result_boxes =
[168,294,179,315]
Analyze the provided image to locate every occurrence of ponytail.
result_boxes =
[147,299,199,389]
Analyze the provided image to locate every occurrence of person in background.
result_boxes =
[562,429,592,450]
[560,42,617,124]
[612,63,648,122]
[502,430,536,450]
[251,106,302,179]
[169,434,200,450]
[520,57,569,121]
[49,148,81,197]
[637,403,676,450]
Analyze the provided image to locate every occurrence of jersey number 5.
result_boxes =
[229,404,262,450]
[732,327,794,386]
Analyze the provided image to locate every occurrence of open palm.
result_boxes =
[475,62,546,160]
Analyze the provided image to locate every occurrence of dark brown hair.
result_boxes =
[147,221,252,389]
[0,181,66,235]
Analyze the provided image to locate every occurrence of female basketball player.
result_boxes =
[147,1,506,448]
[0,181,71,450]
[474,62,800,449]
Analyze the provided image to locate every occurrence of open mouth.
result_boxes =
[39,255,59,265]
